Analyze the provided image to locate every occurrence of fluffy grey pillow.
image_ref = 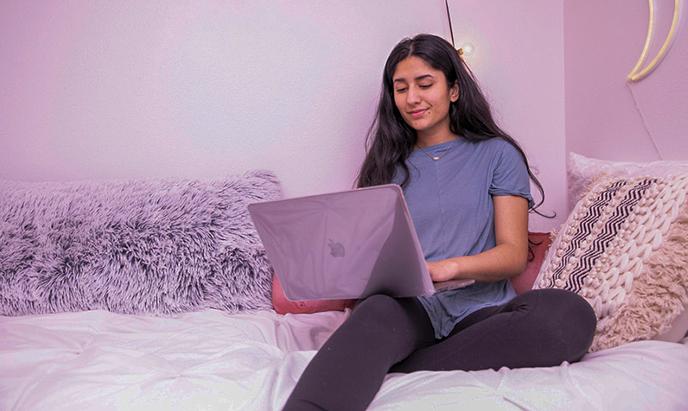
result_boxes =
[0,170,282,315]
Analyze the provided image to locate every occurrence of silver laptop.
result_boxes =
[247,184,473,301]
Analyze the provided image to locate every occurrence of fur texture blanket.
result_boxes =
[0,170,282,315]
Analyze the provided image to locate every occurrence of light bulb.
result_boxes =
[460,43,475,57]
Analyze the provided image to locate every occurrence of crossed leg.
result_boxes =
[283,289,596,411]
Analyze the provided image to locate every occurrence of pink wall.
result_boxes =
[565,0,688,161]
[0,1,565,231]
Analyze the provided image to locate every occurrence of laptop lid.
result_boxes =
[248,184,437,300]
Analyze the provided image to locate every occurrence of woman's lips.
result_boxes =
[409,109,427,119]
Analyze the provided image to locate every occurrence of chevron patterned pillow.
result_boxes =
[534,174,688,351]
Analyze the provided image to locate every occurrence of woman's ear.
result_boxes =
[450,82,459,102]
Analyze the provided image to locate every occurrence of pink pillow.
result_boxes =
[510,232,552,295]
[271,273,357,314]
[272,232,552,313]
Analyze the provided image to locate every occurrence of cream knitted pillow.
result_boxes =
[534,174,688,351]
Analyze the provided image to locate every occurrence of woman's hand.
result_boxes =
[426,259,460,282]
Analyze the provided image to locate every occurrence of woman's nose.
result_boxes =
[406,86,421,104]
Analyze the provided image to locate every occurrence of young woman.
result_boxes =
[283,33,596,411]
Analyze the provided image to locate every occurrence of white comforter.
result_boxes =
[1,309,687,411]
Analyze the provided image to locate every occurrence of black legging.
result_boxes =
[283,288,596,411]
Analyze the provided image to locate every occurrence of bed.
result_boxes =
[2,309,687,410]
[2,154,688,410]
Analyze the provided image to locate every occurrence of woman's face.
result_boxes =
[392,56,459,141]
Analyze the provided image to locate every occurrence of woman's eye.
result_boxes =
[395,88,407,93]
[419,84,433,89]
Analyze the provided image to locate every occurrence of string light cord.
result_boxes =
[625,82,665,159]
[445,0,455,48]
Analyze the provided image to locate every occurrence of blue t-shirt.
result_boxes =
[392,137,533,339]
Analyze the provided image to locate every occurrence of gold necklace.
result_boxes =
[415,142,456,161]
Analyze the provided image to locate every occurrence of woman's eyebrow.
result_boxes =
[393,74,435,84]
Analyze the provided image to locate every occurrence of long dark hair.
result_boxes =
[355,33,550,216]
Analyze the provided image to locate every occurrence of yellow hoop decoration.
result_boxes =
[627,0,682,82]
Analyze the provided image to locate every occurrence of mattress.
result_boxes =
[1,309,687,410]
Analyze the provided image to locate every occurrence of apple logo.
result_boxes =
[328,239,346,258]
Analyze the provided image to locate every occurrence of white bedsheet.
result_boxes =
[1,309,687,410]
